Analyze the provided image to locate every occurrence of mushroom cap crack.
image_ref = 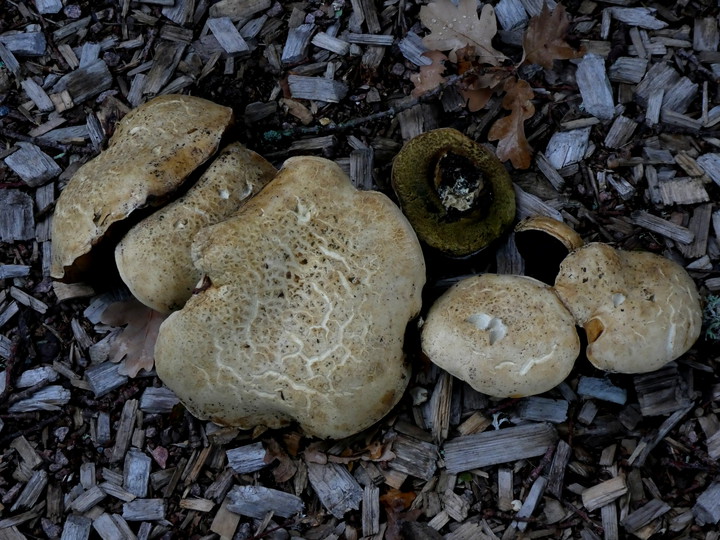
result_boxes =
[155,156,426,439]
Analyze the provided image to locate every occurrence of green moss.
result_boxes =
[391,128,516,257]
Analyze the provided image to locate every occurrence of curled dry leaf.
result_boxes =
[419,0,506,64]
[100,298,168,377]
[523,3,585,68]
[488,78,536,169]
[410,50,447,98]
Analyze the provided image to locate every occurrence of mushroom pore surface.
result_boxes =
[554,243,702,373]
[115,143,277,313]
[421,274,580,398]
[154,156,426,439]
[50,94,233,282]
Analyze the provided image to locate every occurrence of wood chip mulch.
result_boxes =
[1,0,720,539]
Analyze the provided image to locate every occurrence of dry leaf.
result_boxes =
[420,0,506,64]
[264,438,298,483]
[411,50,448,97]
[100,298,167,377]
[523,3,585,68]
[488,78,536,169]
[455,46,509,111]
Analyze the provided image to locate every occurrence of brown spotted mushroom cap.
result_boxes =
[51,95,233,282]
[421,274,580,398]
[115,143,277,313]
[554,243,702,373]
[154,156,426,439]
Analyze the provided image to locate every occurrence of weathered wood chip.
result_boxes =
[124,450,151,497]
[122,499,166,521]
[139,386,180,414]
[512,476,548,532]
[516,397,569,424]
[226,442,267,474]
[389,434,438,480]
[0,190,35,242]
[50,60,112,104]
[60,514,92,540]
[0,32,47,56]
[282,23,315,64]
[207,17,250,55]
[622,498,671,533]
[630,210,694,244]
[608,7,667,29]
[545,127,591,168]
[694,481,720,525]
[85,362,128,398]
[582,475,628,512]
[577,377,627,405]
[288,74,348,103]
[69,485,107,512]
[547,439,572,498]
[576,54,614,121]
[209,0,271,21]
[443,423,557,473]
[226,485,304,519]
[8,385,71,413]
[110,399,139,463]
[307,462,362,518]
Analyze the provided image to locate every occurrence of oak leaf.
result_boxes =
[410,50,448,97]
[488,78,536,169]
[523,3,585,68]
[455,46,509,111]
[420,0,506,64]
[100,298,167,377]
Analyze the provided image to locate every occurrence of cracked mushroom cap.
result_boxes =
[554,243,702,373]
[115,143,277,313]
[51,95,233,282]
[422,274,580,398]
[154,156,426,439]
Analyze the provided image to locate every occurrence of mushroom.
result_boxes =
[514,215,584,284]
[553,243,702,373]
[115,143,277,313]
[421,274,580,398]
[51,94,233,282]
[391,128,516,257]
[154,156,426,439]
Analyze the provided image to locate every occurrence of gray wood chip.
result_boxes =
[608,57,647,84]
[512,476,547,532]
[390,434,438,480]
[582,476,627,512]
[516,397,568,424]
[85,361,128,397]
[694,17,719,52]
[226,442,267,474]
[288,74,348,103]
[124,450,151,497]
[694,482,720,525]
[207,17,250,55]
[110,399,139,463]
[630,210,694,244]
[697,153,720,186]
[495,0,529,30]
[209,0,271,21]
[0,189,34,242]
[577,377,627,405]
[608,7,667,30]
[143,42,186,95]
[60,514,92,540]
[70,485,108,512]
[398,31,432,66]
[282,23,315,64]
[307,462,362,518]
[443,423,557,473]
[139,386,180,414]
[122,499,166,521]
[312,32,350,55]
[576,54,614,121]
[545,127,591,168]
[226,485,304,519]
[8,385,71,413]
[21,78,54,112]
[604,116,637,148]
[622,498,671,533]
[0,32,47,56]
[51,60,112,104]
[4,142,61,187]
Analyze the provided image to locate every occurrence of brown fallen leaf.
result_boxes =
[419,0,506,64]
[523,3,585,68]
[410,50,448,98]
[455,46,509,111]
[100,298,167,377]
[488,78,536,169]
[264,438,298,483]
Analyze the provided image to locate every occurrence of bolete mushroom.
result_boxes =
[421,274,580,398]
[115,143,277,313]
[391,128,516,257]
[154,156,426,439]
[51,94,233,282]
[553,243,702,373]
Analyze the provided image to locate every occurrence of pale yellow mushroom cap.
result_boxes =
[115,143,277,313]
[554,243,702,373]
[51,95,233,282]
[154,156,426,439]
[422,274,580,398]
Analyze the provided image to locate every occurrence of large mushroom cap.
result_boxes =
[51,94,233,282]
[422,274,580,398]
[154,156,426,439]
[554,243,702,373]
[115,143,277,313]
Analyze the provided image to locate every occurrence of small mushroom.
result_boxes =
[514,216,584,284]
[421,274,580,398]
[154,156,426,439]
[391,128,516,257]
[553,243,702,373]
[51,95,233,282]
[115,143,277,313]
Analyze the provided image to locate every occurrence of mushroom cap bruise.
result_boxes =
[50,95,233,282]
[154,156,426,439]
[554,243,702,373]
[115,143,277,313]
[421,274,580,398]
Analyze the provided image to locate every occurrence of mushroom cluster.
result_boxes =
[51,96,426,439]
[422,217,702,398]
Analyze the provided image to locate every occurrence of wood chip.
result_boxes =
[207,17,250,55]
[694,481,720,525]
[306,462,362,518]
[60,514,92,540]
[659,178,709,206]
[226,442,267,474]
[85,361,128,397]
[139,386,180,414]
[582,475,628,512]
[110,399,139,463]
[69,485,107,512]
[389,434,438,480]
[124,449,151,497]
[0,32,47,56]
[545,127,591,168]
[516,397,569,424]
[576,54,614,120]
[512,476,548,532]
[8,385,71,413]
[143,42,186,95]
[282,23,315,64]
[122,499,165,521]
[50,60,112,104]
[226,485,304,519]
[0,190,35,242]
[547,439,572,498]
[630,210,694,244]
[577,377,627,405]
[444,423,557,473]
[287,74,348,103]
[621,498,671,533]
